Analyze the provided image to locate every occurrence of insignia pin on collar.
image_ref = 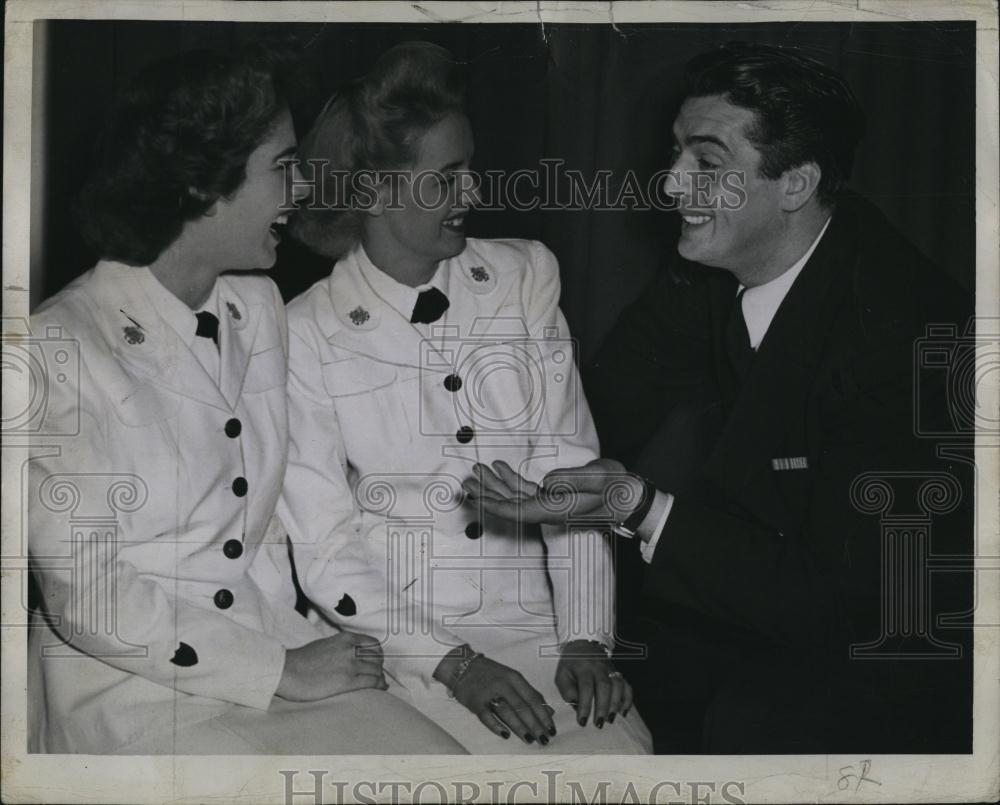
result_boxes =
[349,306,371,327]
[463,264,496,294]
[120,310,145,345]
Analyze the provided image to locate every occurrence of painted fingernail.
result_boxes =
[623,708,630,718]
[578,716,588,727]
[501,730,510,740]
[596,717,604,729]
[608,712,616,724]
[538,734,549,746]
[548,726,557,736]
[524,734,534,744]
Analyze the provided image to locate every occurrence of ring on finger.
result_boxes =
[608,670,624,680]
[488,696,505,713]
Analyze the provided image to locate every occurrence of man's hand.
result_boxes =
[275,631,388,701]
[556,640,633,727]
[462,458,643,526]
[435,649,557,745]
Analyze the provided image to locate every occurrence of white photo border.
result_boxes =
[2,2,997,803]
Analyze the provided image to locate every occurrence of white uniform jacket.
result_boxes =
[281,239,615,691]
[27,262,321,753]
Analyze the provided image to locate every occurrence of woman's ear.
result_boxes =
[352,170,390,218]
[369,184,387,217]
[781,162,821,212]
[187,186,218,216]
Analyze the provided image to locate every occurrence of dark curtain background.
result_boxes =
[35,20,975,361]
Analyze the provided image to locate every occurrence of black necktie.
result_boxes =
[195,311,220,348]
[725,288,753,383]
[410,287,450,324]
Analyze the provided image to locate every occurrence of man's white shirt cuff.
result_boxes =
[639,491,674,563]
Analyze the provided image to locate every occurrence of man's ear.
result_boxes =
[781,162,821,212]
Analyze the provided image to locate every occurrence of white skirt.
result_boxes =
[109,689,468,755]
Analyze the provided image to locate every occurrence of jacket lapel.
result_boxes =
[320,252,428,371]
[152,346,231,414]
[89,263,231,414]
[703,209,857,532]
[216,277,261,409]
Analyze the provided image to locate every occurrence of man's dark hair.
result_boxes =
[684,42,865,204]
[74,44,291,265]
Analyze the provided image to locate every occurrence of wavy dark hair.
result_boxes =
[74,44,292,265]
[292,41,466,260]
[684,42,865,205]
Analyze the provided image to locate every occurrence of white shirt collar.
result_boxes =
[355,243,449,322]
[741,215,832,350]
[195,283,221,327]
[136,267,219,348]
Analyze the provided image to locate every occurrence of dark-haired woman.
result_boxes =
[281,42,652,753]
[27,45,466,755]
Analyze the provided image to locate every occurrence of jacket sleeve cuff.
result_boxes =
[380,633,466,692]
[543,523,615,645]
[212,635,287,711]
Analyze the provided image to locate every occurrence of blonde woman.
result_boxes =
[281,42,651,754]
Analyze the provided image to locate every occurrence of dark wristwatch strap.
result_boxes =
[613,476,656,538]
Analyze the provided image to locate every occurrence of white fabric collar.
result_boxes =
[355,243,448,323]
[741,215,832,350]
[135,267,219,348]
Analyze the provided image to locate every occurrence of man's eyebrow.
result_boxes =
[273,145,298,161]
[683,134,732,154]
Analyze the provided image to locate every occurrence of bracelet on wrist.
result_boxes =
[446,646,483,698]
[559,639,612,658]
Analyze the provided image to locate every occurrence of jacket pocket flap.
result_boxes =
[111,381,181,427]
[321,357,398,397]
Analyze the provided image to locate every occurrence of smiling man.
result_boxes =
[468,42,974,753]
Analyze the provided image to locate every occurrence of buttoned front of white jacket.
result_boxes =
[281,239,614,691]
[27,262,321,753]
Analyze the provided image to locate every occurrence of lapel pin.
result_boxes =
[119,310,145,345]
[469,266,489,282]
[122,325,144,345]
[349,306,370,326]
[226,301,241,321]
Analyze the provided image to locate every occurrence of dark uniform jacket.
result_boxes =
[584,192,973,750]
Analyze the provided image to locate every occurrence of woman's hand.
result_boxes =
[462,458,643,526]
[435,649,556,745]
[555,640,633,728]
[275,631,388,701]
